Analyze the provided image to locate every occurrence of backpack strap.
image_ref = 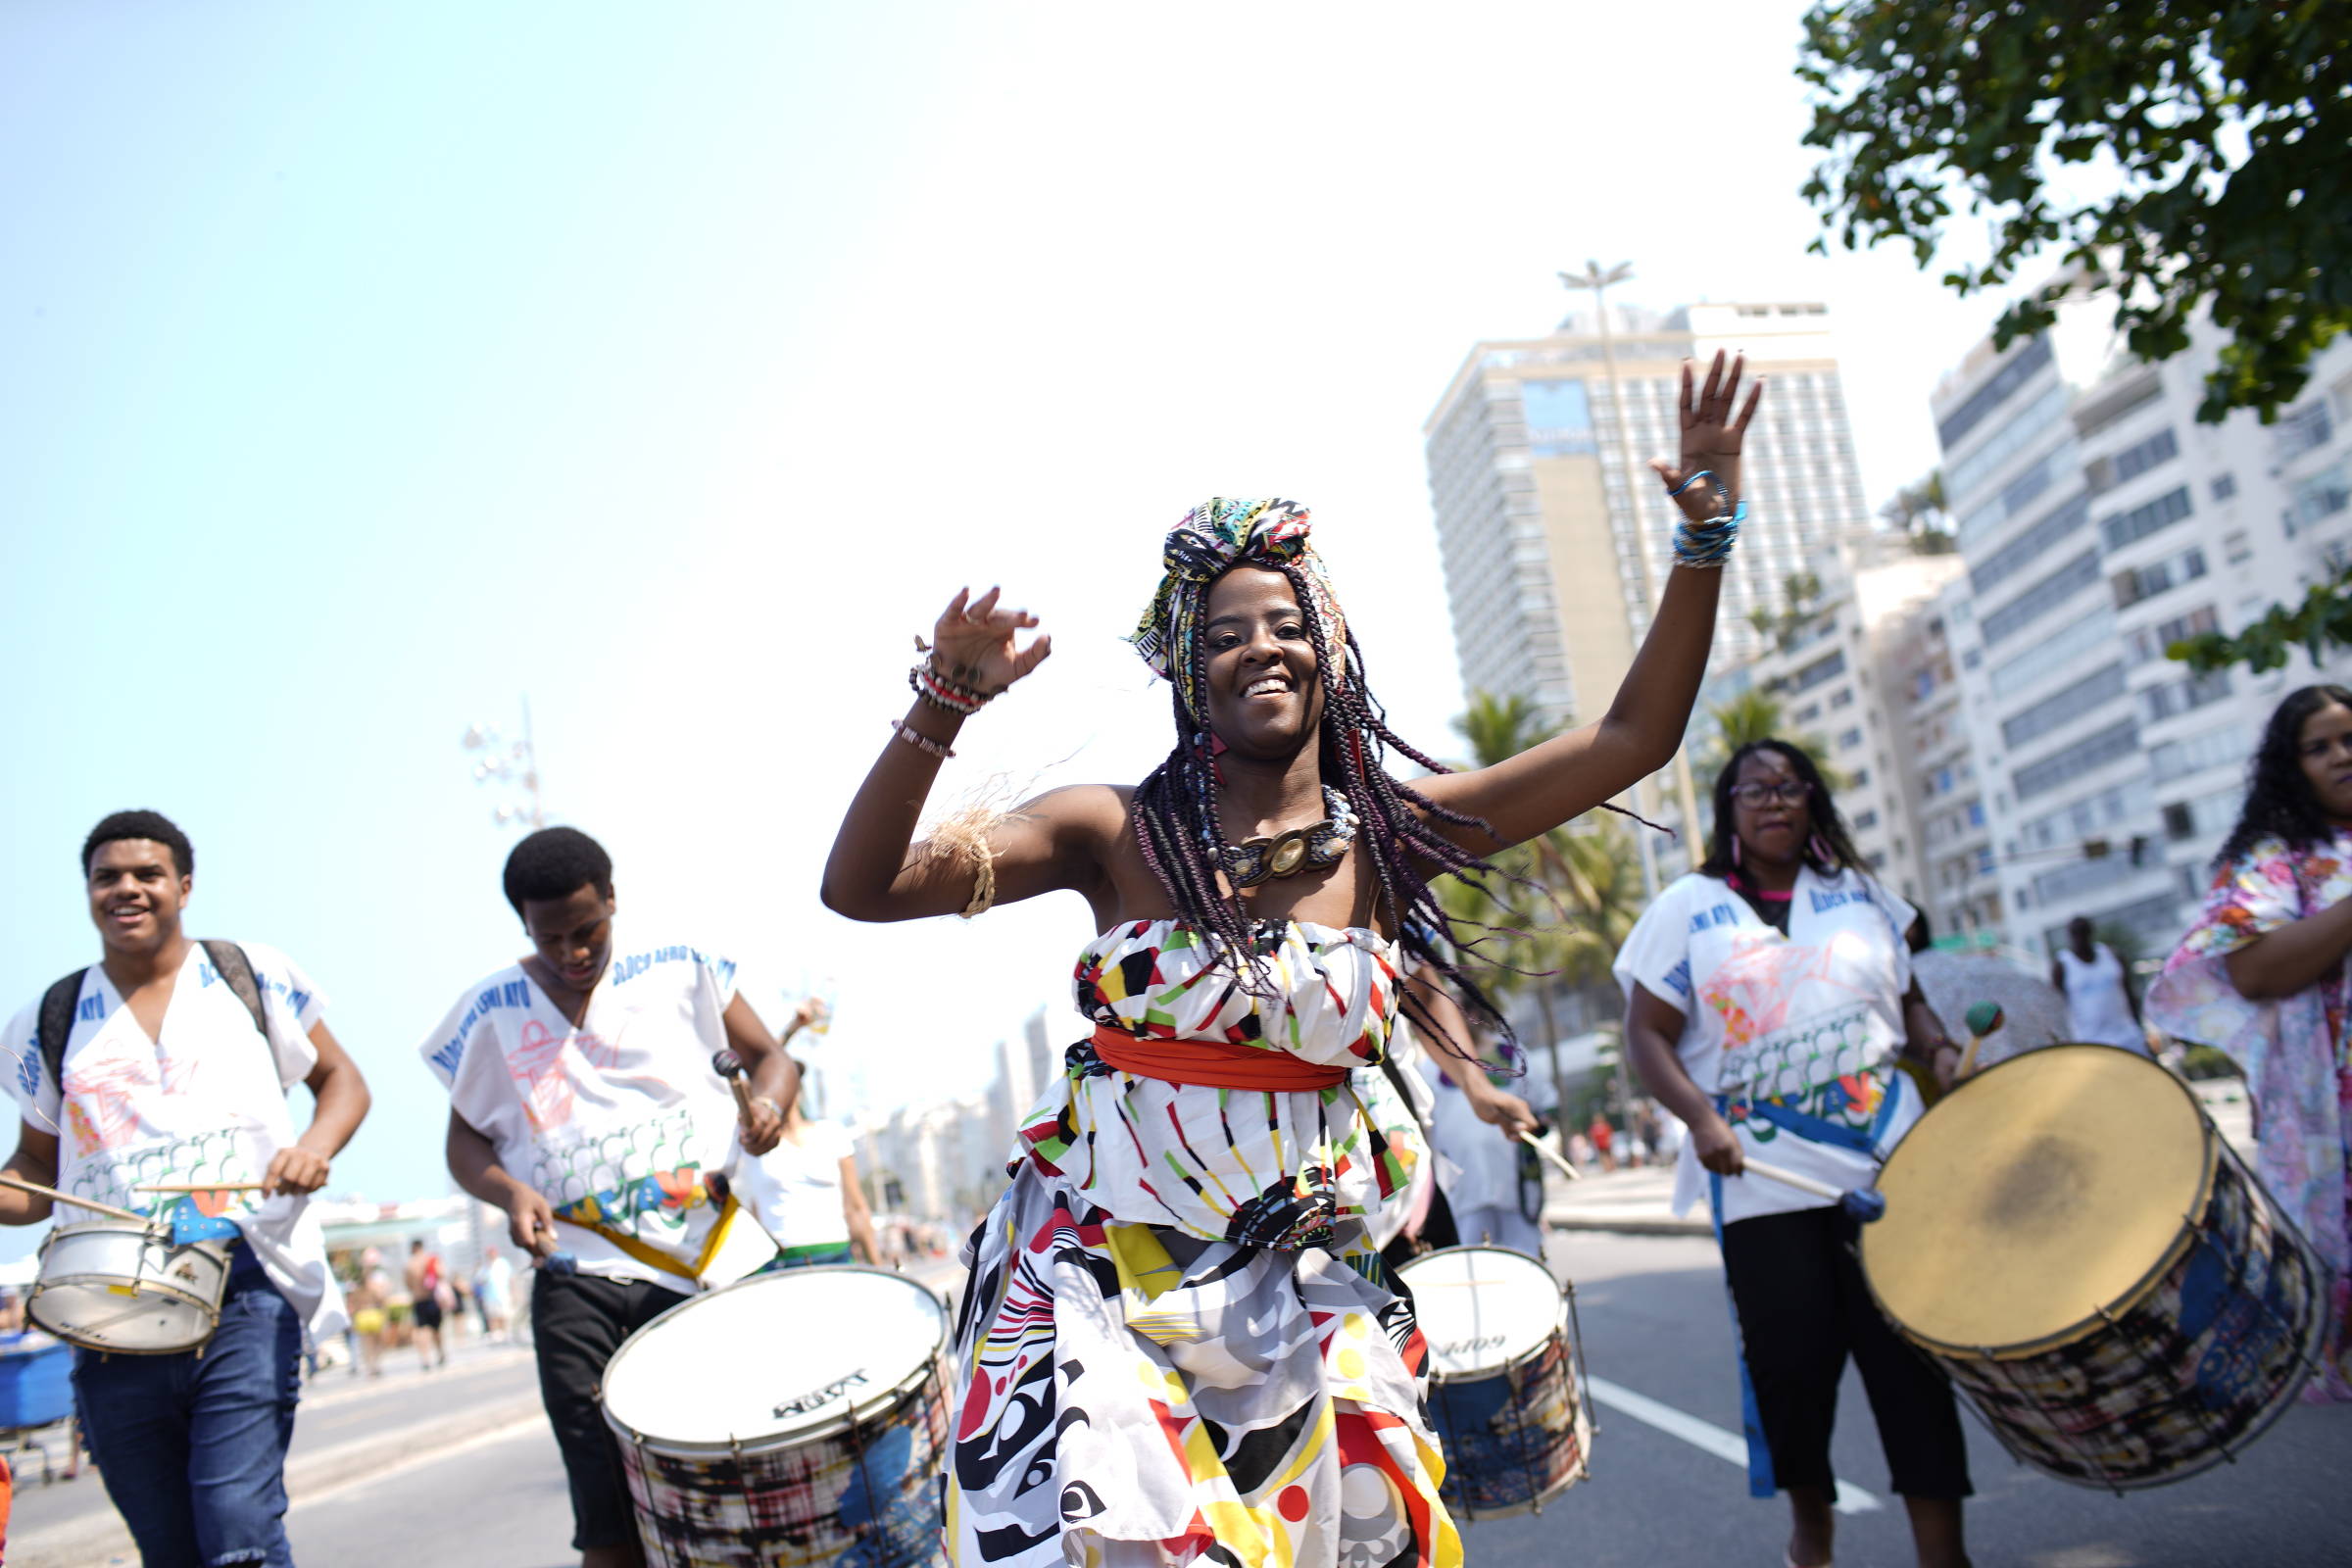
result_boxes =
[199,941,272,1043]
[35,971,87,1093]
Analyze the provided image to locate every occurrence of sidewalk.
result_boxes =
[1544,1077,2258,1240]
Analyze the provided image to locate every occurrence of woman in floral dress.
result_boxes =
[823,354,1761,1568]
[2149,682,2352,1400]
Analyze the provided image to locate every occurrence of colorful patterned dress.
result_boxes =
[947,918,1458,1568]
[2147,831,2352,1401]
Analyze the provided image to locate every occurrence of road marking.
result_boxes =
[1587,1374,1883,1514]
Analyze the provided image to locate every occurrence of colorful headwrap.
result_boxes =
[1129,497,1350,720]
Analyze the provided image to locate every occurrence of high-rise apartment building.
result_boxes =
[1693,529,1963,904]
[1424,302,1872,736]
[1928,294,2352,956]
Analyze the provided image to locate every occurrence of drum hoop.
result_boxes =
[1398,1245,1568,1384]
[1869,1044,2222,1361]
[601,1263,951,1455]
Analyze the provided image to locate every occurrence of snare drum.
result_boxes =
[26,1218,230,1354]
[1862,1044,2326,1490]
[601,1265,949,1568]
[1396,1245,1592,1518]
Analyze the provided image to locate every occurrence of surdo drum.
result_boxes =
[27,1218,232,1354]
[601,1265,950,1567]
[1862,1044,2327,1490]
[1396,1245,1592,1518]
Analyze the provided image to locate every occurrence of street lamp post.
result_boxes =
[1558,261,1708,870]
[461,698,546,830]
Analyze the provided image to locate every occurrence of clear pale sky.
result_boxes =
[0,2,2029,1244]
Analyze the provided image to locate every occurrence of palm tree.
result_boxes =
[1442,692,1644,1118]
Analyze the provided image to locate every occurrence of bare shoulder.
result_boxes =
[1008,783,1134,843]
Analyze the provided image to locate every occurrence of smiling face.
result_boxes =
[1200,565,1325,758]
[520,883,618,992]
[85,839,190,958]
[2296,701,2352,823]
[1729,748,1814,870]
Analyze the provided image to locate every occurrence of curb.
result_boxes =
[13,1394,549,1568]
[1546,1214,1711,1238]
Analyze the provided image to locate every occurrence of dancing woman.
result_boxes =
[824,353,1761,1568]
[2148,683,2352,1401]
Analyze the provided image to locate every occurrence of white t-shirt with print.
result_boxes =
[419,940,748,1286]
[1613,868,1923,1227]
[3,941,347,1342]
[736,1120,855,1250]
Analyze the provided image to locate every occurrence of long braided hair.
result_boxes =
[1126,499,1522,1065]
[2215,684,2352,868]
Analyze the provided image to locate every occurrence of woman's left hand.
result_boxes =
[1648,349,1764,521]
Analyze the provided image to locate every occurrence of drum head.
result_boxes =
[1396,1246,1562,1377]
[602,1266,947,1447]
[1863,1044,2214,1355]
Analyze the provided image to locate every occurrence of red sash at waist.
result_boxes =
[1091,1025,1348,1091]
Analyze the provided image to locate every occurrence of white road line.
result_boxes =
[1587,1374,1883,1514]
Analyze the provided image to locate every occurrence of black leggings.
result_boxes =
[1720,1204,1972,1499]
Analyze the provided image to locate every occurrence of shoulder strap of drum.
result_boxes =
[36,971,87,1090]
[199,940,272,1043]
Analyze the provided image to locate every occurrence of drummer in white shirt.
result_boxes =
[0,809,372,1568]
[420,825,797,1568]
[733,1000,883,1269]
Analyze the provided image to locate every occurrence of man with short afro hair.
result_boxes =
[420,824,799,1568]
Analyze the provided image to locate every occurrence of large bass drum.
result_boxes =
[602,1265,949,1568]
[1861,1043,2326,1490]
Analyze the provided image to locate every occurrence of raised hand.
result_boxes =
[1647,349,1765,523]
[926,586,1053,697]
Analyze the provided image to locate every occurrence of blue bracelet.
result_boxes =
[1671,500,1746,568]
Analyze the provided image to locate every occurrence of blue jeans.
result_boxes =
[73,1251,303,1566]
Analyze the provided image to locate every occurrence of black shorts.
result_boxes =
[1720,1204,1971,1499]
[531,1270,691,1550]
[413,1297,444,1331]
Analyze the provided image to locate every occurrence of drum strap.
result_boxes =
[1706,1165,1779,1500]
[557,1193,749,1286]
[36,941,271,1090]
[1729,1079,1906,1156]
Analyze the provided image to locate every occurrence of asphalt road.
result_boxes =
[20,1239,2352,1565]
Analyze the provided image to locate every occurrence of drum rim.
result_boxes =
[29,1222,233,1353]
[601,1262,951,1451]
[1396,1244,1568,1384]
[1864,1042,2220,1360]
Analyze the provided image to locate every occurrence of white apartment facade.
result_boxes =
[1929,297,2352,957]
[1424,302,1873,737]
[1691,532,1963,906]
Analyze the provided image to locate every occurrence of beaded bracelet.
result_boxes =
[888,717,956,760]
[908,659,993,715]
[1672,500,1746,569]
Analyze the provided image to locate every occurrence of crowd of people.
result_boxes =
[1,340,2347,1568]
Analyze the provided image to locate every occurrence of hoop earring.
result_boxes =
[1810,833,1833,868]
[1731,835,1742,868]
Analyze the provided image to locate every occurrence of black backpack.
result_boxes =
[35,940,270,1089]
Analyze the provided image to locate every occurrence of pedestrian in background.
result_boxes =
[2149,682,2352,1401]
[2051,914,2147,1054]
[1620,739,1970,1568]
[404,1239,448,1371]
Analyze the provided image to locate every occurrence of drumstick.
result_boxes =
[1739,1157,1887,1223]
[525,1215,578,1277]
[711,1050,760,1126]
[1517,1130,1583,1182]
[1956,1002,2004,1080]
[0,1173,151,1225]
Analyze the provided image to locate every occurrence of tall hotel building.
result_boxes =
[1927,292,2352,956]
[1423,303,1872,738]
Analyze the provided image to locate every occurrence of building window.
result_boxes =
[2085,428,2180,496]
[2002,662,2128,749]
[2292,465,2350,529]
[2163,801,2196,840]
[2276,400,2336,463]
[1831,687,1855,709]
[1967,801,1986,827]
[2014,718,2141,800]
[1838,727,1864,751]
[1984,550,2102,645]
[2224,528,2252,565]
[2099,485,2194,551]
[1854,809,1880,830]
[2212,472,2237,503]
[1850,767,1872,789]
[2112,546,2210,610]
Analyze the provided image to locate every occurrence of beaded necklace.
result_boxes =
[1207,786,1358,888]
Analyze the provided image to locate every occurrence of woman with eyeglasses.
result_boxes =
[1616,739,1971,1568]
